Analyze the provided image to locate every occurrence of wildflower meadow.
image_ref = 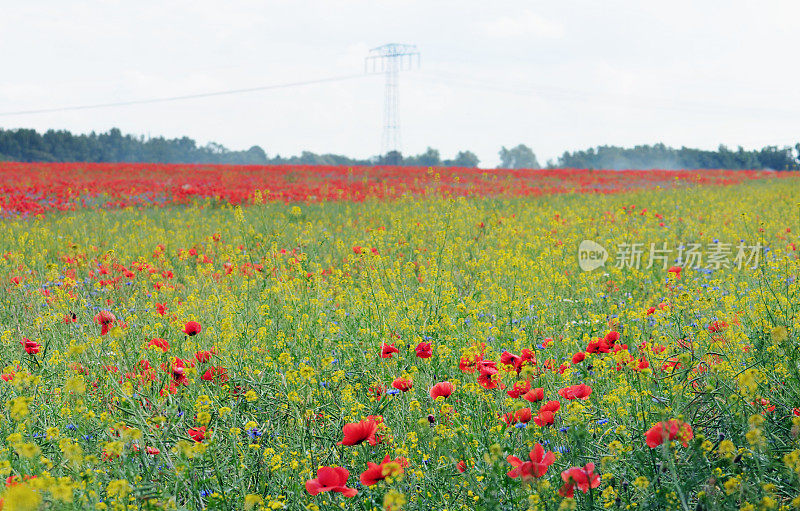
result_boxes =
[0,162,799,511]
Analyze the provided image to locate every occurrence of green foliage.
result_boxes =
[444,150,480,168]
[0,128,270,165]
[556,143,800,171]
[403,147,441,167]
[1,127,798,171]
[498,144,540,169]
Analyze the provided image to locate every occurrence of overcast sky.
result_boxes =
[1,0,798,166]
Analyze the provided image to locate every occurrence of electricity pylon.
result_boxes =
[365,44,420,160]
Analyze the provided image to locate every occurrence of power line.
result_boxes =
[416,70,800,120]
[0,73,370,117]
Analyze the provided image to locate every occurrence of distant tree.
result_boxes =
[498,144,539,169]
[0,127,796,170]
[444,150,480,167]
[555,143,799,170]
[405,147,441,167]
[245,146,268,164]
[755,145,798,170]
[0,128,282,164]
[380,150,403,165]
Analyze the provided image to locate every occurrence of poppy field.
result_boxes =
[0,162,780,217]
[0,163,799,511]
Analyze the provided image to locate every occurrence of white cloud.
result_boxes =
[481,10,565,39]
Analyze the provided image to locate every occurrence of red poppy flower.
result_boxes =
[708,320,728,333]
[571,352,586,364]
[533,410,555,427]
[94,310,116,335]
[415,342,432,358]
[359,454,408,486]
[477,373,499,390]
[391,377,413,392]
[145,446,160,455]
[183,321,202,336]
[337,419,378,446]
[305,466,357,497]
[359,461,386,487]
[380,343,399,358]
[559,463,601,498]
[148,338,169,352]
[612,343,629,354]
[588,337,615,354]
[667,266,682,279]
[514,408,532,423]
[522,388,545,402]
[201,366,229,384]
[195,350,212,363]
[506,381,531,399]
[171,359,189,386]
[558,384,592,400]
[500,351,521,367]
[507,442,555,480]
[459,353,483,373]
[753,398,775,412]
[645,419,693,448]
[430,381,454,400]
[539,400,561,413]
[500,411,517,426]
[477,360,500,389]
[520,348,536,363]
[21,338,41,355]
[477,360,498,376]
[368,384,386,401]
[188,426,206,442]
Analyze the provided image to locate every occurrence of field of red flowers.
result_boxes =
[0,162,784,217]
[0,160,798,510]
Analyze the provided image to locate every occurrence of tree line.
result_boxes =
[0,127,797,170]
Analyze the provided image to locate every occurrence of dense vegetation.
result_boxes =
[0,127,798,170]
[0,172,798,510]
[556,143,800,171]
